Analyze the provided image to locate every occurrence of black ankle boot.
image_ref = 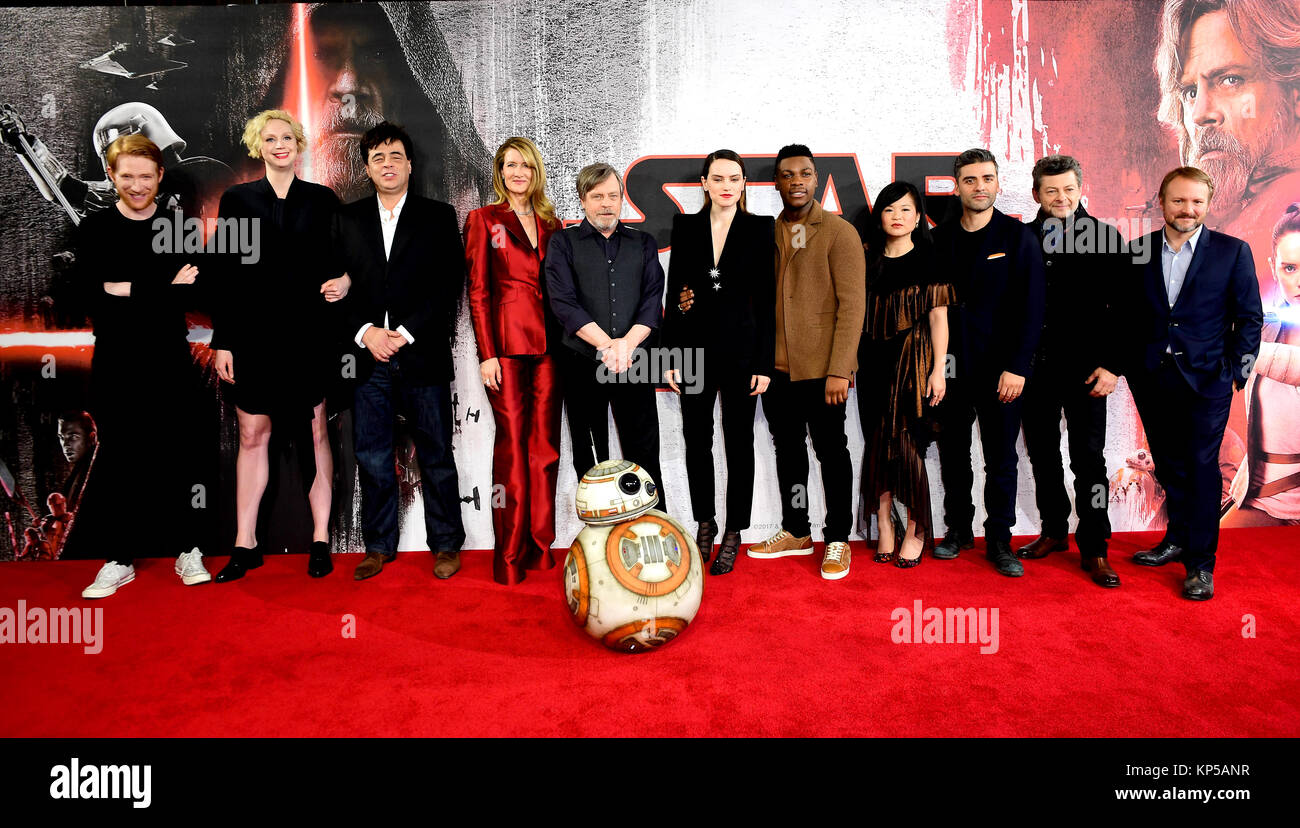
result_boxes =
[710,530,742,575]
[215,545,263,583]
[695,519,718,564]
[308,541,333,578]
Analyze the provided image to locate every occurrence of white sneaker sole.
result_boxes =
[747,545,815,559]
[82,571,134,599]
[821,567,850,581]
[178,570,211,586]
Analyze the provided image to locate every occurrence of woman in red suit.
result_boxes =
[464,137,562,584]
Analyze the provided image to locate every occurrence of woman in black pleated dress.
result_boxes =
[857,181,954,567]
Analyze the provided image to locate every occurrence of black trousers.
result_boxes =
[763,371,852,543]
[558,347,666,513]
[936,375,1024,543]
[1020,362,1112,554]
[679,358,757,530]
[1128,358,1232,573]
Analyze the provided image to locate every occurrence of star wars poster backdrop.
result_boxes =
[1,0,1297,561]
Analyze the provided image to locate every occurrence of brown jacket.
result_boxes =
[775,200,866,381]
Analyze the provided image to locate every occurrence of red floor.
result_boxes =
[2,528,1297,737]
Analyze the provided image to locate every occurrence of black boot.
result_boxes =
[308,540,333,578]
[215,545,263,583]
[695,518,718,565]
[710,530,742,575]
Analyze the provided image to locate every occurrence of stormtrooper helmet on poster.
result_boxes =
[92,102,185,173]
[574,459,659,525]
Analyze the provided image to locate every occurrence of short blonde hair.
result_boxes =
[1159,165,1216,202]
[241,109,307,160]
[491,137,557,225]
[105,134,163,172]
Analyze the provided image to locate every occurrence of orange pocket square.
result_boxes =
[986,252,1006,259]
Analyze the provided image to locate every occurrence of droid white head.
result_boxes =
[575,459,659,525]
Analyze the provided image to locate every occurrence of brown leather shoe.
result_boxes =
[1081,556,1120,588]
[1016,534,1068,559]
[354,551,394,581]
[433,550,461,579]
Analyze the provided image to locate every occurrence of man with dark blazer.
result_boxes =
[1017,154,1127,588]
[932,148,1046,576]
[333,121,466,581]
[545,162,667,510]
[1125,166,1262,601]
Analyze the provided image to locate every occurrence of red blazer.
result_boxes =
[464,202,559,360]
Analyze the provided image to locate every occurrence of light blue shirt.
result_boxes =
[1160,223,1203,308]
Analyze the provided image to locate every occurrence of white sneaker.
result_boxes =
[175,547,211,585]
[82,562,135,599]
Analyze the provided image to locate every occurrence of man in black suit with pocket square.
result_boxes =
[333,121,466,582]
[1124,166,1262,601]
[931,148,1046,577]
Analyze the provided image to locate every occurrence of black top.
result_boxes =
[932,207,1046,381]
[545,219,665,360]
[1028,204,1128,381]
[75,205,195,356]
[661,210,776,375]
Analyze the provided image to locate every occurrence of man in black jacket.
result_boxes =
[334,121,466,581]
[932,148,1046,576]
[1016,155,1126,587]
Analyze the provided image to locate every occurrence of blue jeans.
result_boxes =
[353,359,465,556]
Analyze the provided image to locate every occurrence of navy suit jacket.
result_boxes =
[933,207,1046,382]
[1128,227,1263,397]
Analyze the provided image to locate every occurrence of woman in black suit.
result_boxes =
[211,109,349,581]
[662,149,775,575]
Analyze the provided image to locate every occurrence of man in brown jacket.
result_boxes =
[747,144,866,580]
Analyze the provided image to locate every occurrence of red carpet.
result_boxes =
[2,528,1297,737]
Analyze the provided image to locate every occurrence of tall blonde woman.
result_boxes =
[464,137,562,584]
[211,110,349,581]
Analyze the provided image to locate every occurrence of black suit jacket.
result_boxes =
[1126,226,1263,396]
[660,210,776,375]
[333,193,464,385]
[933,207,1046,382]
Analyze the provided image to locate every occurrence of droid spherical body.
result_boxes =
[563,460,704,652]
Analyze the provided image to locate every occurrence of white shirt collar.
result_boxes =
[377,192,408,221]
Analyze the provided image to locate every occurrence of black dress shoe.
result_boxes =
[215,545,263,583]
[1016,534,1068,559]
[933,531,974,560]
[1081,556,1120,588]
[1134,540,1183,567]
[710,530,741,575]
[308,541,333,578]
[695,519,718,565]
[986,540,1024,577]
[1183,569,1214,601]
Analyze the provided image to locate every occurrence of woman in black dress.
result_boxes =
[211,110,349,581]
[857,181,954,567]
[662,149,776,575]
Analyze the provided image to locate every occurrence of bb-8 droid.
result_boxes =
[563,459,704,653]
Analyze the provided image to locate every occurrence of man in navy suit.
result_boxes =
[1126,166,1262,600]
[932,148,1046,576]
[334,121,467,582]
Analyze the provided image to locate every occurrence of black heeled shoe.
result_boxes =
[710,530,741,575]
[215,545,263,583]
[308,540,333,578]
[874,506,900,563]
[695,518,718,565]
[892,508,925,568]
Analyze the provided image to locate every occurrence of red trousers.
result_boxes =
[487,354,562,584]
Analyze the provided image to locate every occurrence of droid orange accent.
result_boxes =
[565,542,589,626]
[601,617,689,652]
[604,515,691,596]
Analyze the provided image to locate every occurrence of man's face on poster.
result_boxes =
[1177,10,1300,208]
[311,7,403,201]
[58,421,90,463]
